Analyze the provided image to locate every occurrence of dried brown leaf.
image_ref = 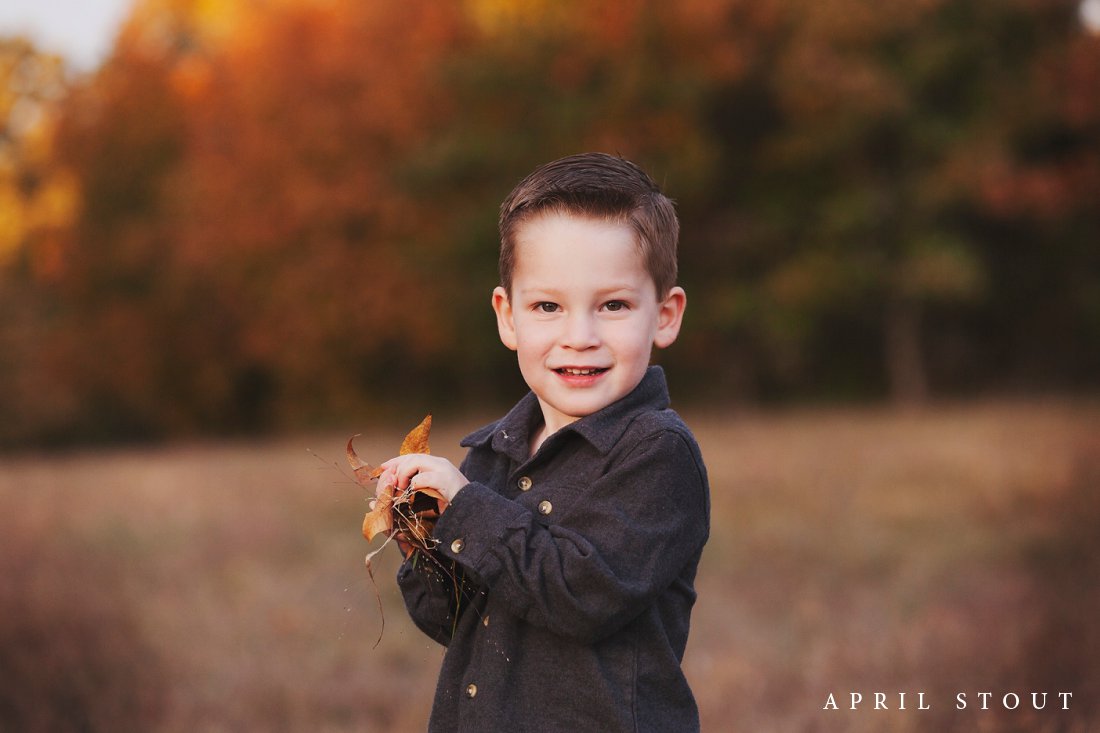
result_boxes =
[399,413,432,455]
[346,435,383,483]
[349,414,446,543]
[346,414,449,649]
[362,487,396,542]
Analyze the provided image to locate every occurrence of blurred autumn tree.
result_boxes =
[0,39,79,446]
[1,0,1097,446]
[29,0,470,441]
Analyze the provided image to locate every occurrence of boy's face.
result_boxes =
[492,212,686,436]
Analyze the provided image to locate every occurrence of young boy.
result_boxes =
[375,152,710,732]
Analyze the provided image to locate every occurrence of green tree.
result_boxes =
[398,0,741,403]
[687,0,1097,404]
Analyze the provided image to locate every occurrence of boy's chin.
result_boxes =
[538,390,623,425]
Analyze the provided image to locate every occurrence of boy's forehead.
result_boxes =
[511,212,657,294]
[513,211,642,254]
[515,213,639,254]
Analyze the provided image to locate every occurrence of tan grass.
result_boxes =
[1,400,1097,731]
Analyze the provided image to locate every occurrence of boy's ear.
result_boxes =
[653,286,687,349]
[492,286,518,351]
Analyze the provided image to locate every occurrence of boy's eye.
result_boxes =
[603,300,628,312]
[535,302,560,313]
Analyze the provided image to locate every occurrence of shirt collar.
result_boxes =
[461,366,671,459]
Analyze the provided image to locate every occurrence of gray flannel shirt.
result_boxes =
[398,366,710,732]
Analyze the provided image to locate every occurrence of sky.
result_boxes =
[0,0,134,71]
[1083,0,1100,31]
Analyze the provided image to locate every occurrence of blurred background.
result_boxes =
[1,0,1098,730]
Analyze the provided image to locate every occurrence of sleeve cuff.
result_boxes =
[432,481,528,586]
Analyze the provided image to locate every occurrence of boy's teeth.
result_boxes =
[560,367,603,376]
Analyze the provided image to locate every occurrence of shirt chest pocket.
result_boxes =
[509,474,588,524]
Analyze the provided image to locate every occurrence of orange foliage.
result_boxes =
[33,0,473,436]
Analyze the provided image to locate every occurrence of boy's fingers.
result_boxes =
[379,454,464,501]
[374,467,397,498]
[391,454,432,489]
[409,469,442,491]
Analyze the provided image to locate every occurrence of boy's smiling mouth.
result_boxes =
[554,366,609,377]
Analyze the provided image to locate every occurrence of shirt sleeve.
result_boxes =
[429,429,710,644]
[396,552,468,647]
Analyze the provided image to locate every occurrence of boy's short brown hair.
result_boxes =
[498,152,679,298]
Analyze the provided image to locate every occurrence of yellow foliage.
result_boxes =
[465,0,574,34]
[0,40,75,269]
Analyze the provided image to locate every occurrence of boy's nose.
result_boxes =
[561,313,600,350]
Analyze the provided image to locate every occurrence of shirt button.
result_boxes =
[482,614,490,627]
[465,683,478,698]
[450,538,465,554]
[517,476,533,491]
[538,500,553,515]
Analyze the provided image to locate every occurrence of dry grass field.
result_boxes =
[2,400,1098,732]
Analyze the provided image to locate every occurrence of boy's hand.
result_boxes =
[375,454,468,505]
[367,456,466,559]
